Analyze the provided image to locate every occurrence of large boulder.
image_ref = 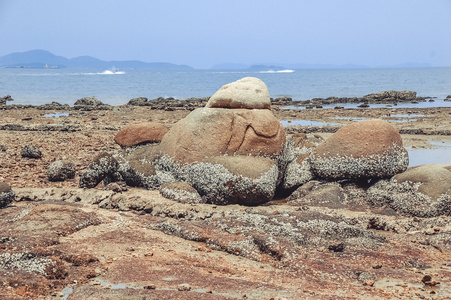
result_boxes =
[368,164,451,217]
[159,108,286,164]
[0,182,14,208]
[114,122,169,147]
[393,164,451,200]
[205,77,271,109]
[310,119,408,180]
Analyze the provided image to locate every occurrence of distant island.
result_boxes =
[0,50,192,70]
[0,50,433,70]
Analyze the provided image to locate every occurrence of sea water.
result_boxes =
[1,67,451,106]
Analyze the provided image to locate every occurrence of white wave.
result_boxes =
[98,70,126,75]
[259,69,295,74]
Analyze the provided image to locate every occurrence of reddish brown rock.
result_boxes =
[205,77,271,109]
[114,122,169,147]
[159,108,285,164]
[310,119,408,179]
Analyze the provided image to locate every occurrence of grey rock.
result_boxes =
[79,152,119,188]
[47,160,76,182]
[0,182,14,208]
[74,96,103,106]
[0,95,13,105]
[127,97,148,106]
[20,145,42,159]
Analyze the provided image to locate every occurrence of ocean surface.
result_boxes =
[1,67,451,106]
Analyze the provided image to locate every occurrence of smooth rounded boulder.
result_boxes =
[159,108,286,164]
[368,164,451,217]
[114,122,169,147]
[205,77,271,109]
[310,119,408,179]
[393,163,451,200]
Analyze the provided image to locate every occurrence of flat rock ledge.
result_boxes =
[1,187,450,299]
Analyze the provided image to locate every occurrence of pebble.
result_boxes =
[177,283,191,291]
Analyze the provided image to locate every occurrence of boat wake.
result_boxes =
[98,70,125,75]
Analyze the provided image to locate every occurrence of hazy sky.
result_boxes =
[1,0,450,68]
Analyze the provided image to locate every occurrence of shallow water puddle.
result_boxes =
[282,99,451,110]
[61,287,73,300]
[43,112,69,118]
[407,141,451,167]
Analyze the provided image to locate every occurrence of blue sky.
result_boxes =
[0,0,450,68]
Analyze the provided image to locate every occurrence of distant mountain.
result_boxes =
[0,50,192,70]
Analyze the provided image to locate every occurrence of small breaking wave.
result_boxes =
[98,70,126,75]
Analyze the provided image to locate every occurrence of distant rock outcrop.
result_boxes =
[74,96,112,111]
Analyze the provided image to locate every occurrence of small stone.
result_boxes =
[177,283,191,291]
[0,182,14,208]
[21,145,42,159]
[47,160,76,181]
[144,284,156,290]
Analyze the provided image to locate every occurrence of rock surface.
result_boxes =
[205,77,271,109]
[0,187,449,299]
[159,108,286,164]
[1,101,451,299]
[310,119,409,179]
[160,181,204,204]
[114,122,169,147]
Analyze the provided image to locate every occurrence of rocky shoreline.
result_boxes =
[1,84,451,299]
